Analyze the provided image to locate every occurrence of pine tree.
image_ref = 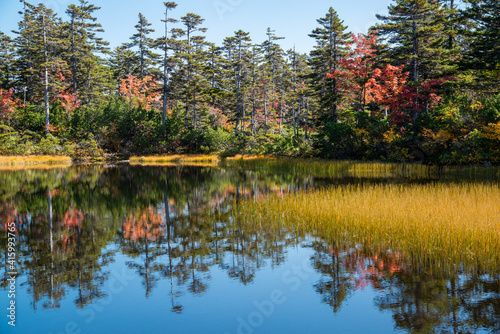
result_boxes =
[129,13,159,78]
[375,0,452,83]
[205,43,228,114]
[286,48,311,138]
[158,2,178,129]
[461,0,500,91]
[14,0,37,103]
[224,30,251,135]
[176,13,208,130]
[260,28,285,134]
[0,32,15,91]
[13,3,67,133]
[248,46,263,134]
[65,0,109,105]
[374,0,456,119]
[108,45,140,82]
[308,8,351,123]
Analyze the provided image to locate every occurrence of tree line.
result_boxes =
[0,0,499,164]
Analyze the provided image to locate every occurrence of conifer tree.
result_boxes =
[224,30,251,135]
[308,8,351,123]
[129,13,159,78]
[176,13,208,129]
[13,4,67,133]
[108,45,140,82]
[375,0,451,83]
[0,32,15,91]
[159,2,178,129]
[461,0,500,91]
[65,0,108,105]
[260,28,285,134]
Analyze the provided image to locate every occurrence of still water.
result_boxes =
[0,164,499,334]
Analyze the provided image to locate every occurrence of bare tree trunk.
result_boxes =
[235,40,242,136]
[42,14,50,135]
[305,98,309,139]
[192,91,197,130]
[448,0,454,50]
[251,51,256,134]
[263,81,268,135]
[162,7,170,129]
[279,93,283,135]
[412,14,419,121]
[71,10,78,104]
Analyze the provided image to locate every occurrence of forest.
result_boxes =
[0,0,499,165]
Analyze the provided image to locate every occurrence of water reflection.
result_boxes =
[0,165,499,333]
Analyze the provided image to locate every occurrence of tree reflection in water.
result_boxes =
[0,165,498,332]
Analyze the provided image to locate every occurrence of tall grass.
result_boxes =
[236,182,500,274]
[130,155,220,165]
[0,155,72,166]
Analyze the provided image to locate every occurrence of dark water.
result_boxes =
[0,165,499,334]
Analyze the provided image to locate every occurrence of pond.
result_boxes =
[0,163,499,334]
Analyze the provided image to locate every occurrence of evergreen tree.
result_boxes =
[0,32,16,91]
[13,0,37,103]
[108,45,140,82]
[374,0,452,83]
[129,13,159,78]
[461,0,500,91]
[260,28,285,134]
[286,48,311,138]
[176,13,208,130]
[205,43,228,116]
[158,2,178,129]
[248,45,263,134]
[65,0,109,105]
[13,3,67,133]
[224,30,251,135]
[308,8,351,123]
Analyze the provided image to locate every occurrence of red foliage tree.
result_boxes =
[0,88,20,121]
[328,33,378,112]
[119,75,161,110]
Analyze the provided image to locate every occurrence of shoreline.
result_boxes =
[1,154,499,169]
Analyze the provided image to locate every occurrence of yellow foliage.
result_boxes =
[382,129,400,144]
[481,122,500,141]
[422,128,453,143]
[471,101,483,111]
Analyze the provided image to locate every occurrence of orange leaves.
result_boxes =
[63,208,84,229]
[58,92,80,113]
[123,207,164,242]
[1,204,19,234]
[0,88,21,119]
[366,64,409,109]
[119,75,161,110]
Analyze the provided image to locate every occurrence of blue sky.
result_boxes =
[0,0,392,54]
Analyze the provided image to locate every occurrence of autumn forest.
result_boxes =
[0,0,499,165]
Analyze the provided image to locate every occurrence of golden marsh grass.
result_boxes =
[0,155,72,166]
[130,155,220,165]
[237,182,500,273]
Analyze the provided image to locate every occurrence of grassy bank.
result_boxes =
[130,155,220,166]
[0,155,72,166]
[236,182,500,273]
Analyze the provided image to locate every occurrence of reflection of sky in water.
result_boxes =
[0,165,499,334]
[7,245,401,334]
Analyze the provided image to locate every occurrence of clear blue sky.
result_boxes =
[0,0,391,54]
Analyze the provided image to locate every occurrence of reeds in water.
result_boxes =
[130,155,220,166]
[237,182,500,274]
[0,155,72,166]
